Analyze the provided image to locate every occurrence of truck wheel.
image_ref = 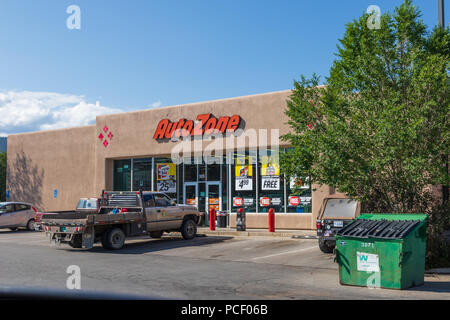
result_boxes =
[150,231,163,238]
[102,228,125,250]
[26,219,35,231]
[181,219,197,240]
[318,237,334,254]
[101,231,112,250]
[69,234,83,248]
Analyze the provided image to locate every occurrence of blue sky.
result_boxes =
[0,0,447,135]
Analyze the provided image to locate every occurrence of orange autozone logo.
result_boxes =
[153,113,241,140]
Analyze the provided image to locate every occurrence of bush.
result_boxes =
[426,204,450,269]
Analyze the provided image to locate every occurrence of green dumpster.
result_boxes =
[335,213,428,290]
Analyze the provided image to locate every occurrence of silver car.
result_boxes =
[0,202,36,231]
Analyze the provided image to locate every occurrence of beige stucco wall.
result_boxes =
[229,213,313,230]
[6,126,96,211]
[93,90,294,192]
[5,90,339,229]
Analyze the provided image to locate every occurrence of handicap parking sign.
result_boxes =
[54,189,58,198]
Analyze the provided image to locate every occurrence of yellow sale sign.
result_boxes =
[157,163,176,181]
[235,157,252,177]
[260,155,280,176]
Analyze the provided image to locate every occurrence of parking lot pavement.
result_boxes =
[0,229,49,245]
[0,229,449,299]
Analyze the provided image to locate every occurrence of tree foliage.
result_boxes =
[281,0,449,214]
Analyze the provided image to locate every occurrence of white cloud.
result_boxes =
[0,90,122,135]
[149,100,162,108]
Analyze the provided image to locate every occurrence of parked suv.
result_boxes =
[316,195,360,253]
[0,202,37,231]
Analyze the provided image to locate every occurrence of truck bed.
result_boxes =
[41,211,85,220]
[41,211,146,227]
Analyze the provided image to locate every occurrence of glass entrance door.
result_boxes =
[184,182,221,226]
[184,183,198,208]
[206,182,221,213]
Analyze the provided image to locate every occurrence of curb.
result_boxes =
[425,268,450,275]
[197,228,318,239]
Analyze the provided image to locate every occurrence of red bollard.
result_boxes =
[209,207,216,231]
[268,208,275,232]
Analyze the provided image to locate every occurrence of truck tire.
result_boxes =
[69,234,83,248]
[318,237,334,254]
[181,219,197,240]
[102,228,125,250]
[150,231,163,238]
[101,231,112,250]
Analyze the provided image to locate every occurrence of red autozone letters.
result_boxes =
[153,114,241,140]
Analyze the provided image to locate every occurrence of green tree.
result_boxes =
[281,0,449,214]
[0,152,6,202]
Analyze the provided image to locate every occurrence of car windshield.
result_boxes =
[77,199,97,209]
[322,199,358,218]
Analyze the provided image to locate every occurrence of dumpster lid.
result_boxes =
[336,219,423,239]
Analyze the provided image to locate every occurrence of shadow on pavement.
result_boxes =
[406,281,450,294]
[63,235,234,255]
[0,229,37,235]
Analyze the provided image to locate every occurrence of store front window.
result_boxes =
[113,159,131,191]
[154,157,177,199]
[258,148,284,213]
[132,158,152,191]
[231,150,257,213]
[286,176,312,213]
[112,149,311,215]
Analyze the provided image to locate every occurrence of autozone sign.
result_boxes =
[153,113,242,140]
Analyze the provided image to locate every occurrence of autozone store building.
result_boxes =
[7,90,339,230]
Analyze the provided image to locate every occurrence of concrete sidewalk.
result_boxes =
[197,227,318,239]
[425,268,450,275]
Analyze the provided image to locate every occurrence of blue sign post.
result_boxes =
[54,189,58,199]
[6,190,10,200]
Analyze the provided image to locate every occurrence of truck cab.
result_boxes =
[316,195,360,253]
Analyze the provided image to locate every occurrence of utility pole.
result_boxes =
[438,1,448,204]
[438,0,445,27]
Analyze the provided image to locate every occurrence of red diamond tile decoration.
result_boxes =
[108,132,113,140]
[98,133,104,140]
[103,140,109,147]
[103,125,109,133]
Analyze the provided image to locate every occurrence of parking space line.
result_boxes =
[251,246,317,260]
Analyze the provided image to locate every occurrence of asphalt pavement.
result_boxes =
[0,229,449,299]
